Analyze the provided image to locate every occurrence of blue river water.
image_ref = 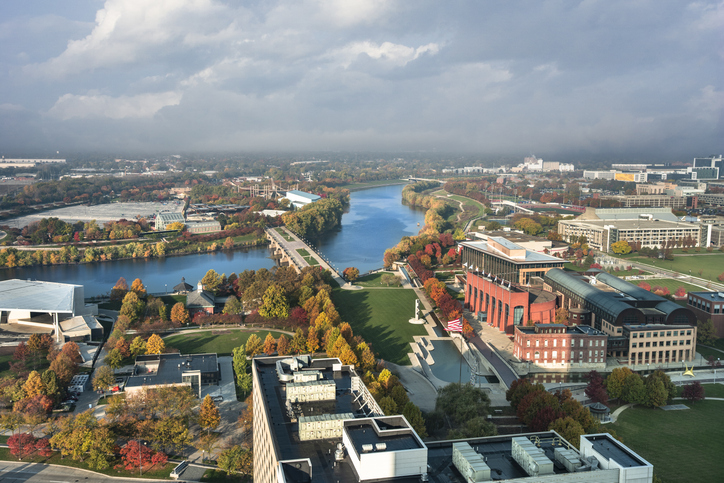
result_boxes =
[0,184,425,297]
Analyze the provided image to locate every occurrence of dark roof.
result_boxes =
[545,269,636,322]
[126,353,218,388]
[186,289,215,308]
[173,277,193,292]
[584,434,649,468]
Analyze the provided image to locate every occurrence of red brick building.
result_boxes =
[688,291,724,337]
[466,273,557,334]
[514,324,608,369]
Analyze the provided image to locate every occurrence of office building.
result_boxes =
[688,291,724,337]
[253,354,654,483]
[514,324,608,368]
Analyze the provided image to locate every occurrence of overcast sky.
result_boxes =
[0,1,722,159]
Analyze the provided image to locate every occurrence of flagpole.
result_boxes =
[458,333,462,385]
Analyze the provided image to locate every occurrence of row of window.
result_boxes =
[631,330,692,338]
[632,339,690,348]
[688,297,721,314]
[523,338,604,348]
[526,350,604,362]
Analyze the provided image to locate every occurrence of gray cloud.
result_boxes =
[0,0,722,159]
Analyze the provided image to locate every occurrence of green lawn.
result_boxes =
[447,194,487,218]
[332,288,426,365]
[701,383,724,398]
[626,253,724,281]
[275,227,294,241]
[296,248,320,266]
[610,398,724,483]
[354,272,403,288]
[163,329,286,355]
[635,278,708,295]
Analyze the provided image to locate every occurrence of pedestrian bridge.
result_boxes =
[265,227,345,285]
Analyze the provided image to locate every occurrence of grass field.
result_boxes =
[163,329,286,355]
[354,272,403,288]
[447,194,487,218]
[332,288,426,365]
[610,394,724,483]
[275,227,294,241]
[635,278,709,294]
[296,248,319,266]
[624,253,724,281]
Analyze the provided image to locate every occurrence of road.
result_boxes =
[0,461,169,482]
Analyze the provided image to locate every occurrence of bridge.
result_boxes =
[265,227,346,286]
[490,199,535,214]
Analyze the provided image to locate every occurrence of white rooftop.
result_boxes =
[0,279,82,313]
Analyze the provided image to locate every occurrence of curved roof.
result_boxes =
[594,272,660,301]
[544,269,636,321]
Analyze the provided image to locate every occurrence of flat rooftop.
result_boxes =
[126,353,218,388]
[0,279,80,313]
[583,434,650,468]
[690,291,724,302]
[462,241,563,264]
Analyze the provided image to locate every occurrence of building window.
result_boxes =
[514,306,524,326]
[536,340,540,347]
[545,339,549,347]
[562,340,566,347]
[526,340,530,347]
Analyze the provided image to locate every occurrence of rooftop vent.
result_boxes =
[362,444,373,453]
[375,443,387,451]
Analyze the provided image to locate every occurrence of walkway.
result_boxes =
[468,336,519,388]
[265,227,346,286]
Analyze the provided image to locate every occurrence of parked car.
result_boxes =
[212,395,223,403]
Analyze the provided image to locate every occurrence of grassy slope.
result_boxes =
[609,396,724,483]
[353,272,403,288]
[332,288,426,365]
[625,253,724,281]
[163,329,285,355]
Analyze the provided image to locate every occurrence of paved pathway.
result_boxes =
[387,362,438,412]
[468,336,519,388]
[609,403,634,423]
[266,227,347,286]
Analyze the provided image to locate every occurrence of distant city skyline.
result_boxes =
[0,1,722,158]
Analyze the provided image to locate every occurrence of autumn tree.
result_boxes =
[201,269,223,293]
[245,334,263,357]
[682,381,705,402]
[8,433,37,460]
[61,341,83,364]
[584,370,608,405]
[110,277,129,301]
[170,302,190,325]
[131,278,147,297]
[49,352,78,385]
[92,365,115,392]
[263,333,277,355]
[146,334,165,354]
[23,371,44,398]
[605,367,633,400]
[218,445,253,476]
[120,291,145,323]
[548,417,585,449]
[276,334,290,355]
[343,267,360,282]
[258,284,289,319]
[129,336,147,357]
[223,295,244,315]
[104,348,124,369]
[199,395,221,434]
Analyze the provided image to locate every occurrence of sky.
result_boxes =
[0,0,722,159]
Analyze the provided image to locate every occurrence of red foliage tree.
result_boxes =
[13,342,28,362]
[14,394,54,417]
[528,405,564,432]
[8,433,37,460]
[584,370,608,405]
[120,440,154,471]
[681,381,705,403]
[290,307,308,326]
[638,282,651,291]
[35,437,53,457]
[674,286,686,297]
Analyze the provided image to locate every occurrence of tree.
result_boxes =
[129,336,147,357]
[23,371,44,398]
[682,381,705,402]
[120,440,154,472]
[402,402,428,438]
[104,348,123,369]
[166,221,185,231]
[343,267,360,282]
[61,341,83,364]
[584,370,608,405]
[8,433,37,460]
[548,417,585,449]
[170,302,190,325]
[436,383,492,429]
[621,373,646,404]
[41,370,61,403]
[218,445,253,476]
[201,269,223,293]
[232,345,248,382]
[606,367,633,400]
[258,284,289,319]
[131,278,147,297]
[92,365,115,392]
[27,334,53,358]
[697,319,718,346]
[276,334,290,355]
[245,334,263,357]
[555,306,569,325]
[263,333,277,355]
[379,396,398,415]
[611,240,632,255]
[199,395,221,434]
[49,352,78,385]
[110,277,129,301]
[290,328,307,354]
[223,295,244,315]
[120,291,145,323]
[645,370,676,406]
[146,334,165,354]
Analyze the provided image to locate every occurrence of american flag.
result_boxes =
[445,318,463,332]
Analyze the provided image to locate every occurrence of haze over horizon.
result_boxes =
[0,1,722,159]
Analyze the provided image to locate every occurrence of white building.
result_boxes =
[284,190,321,208]
[155,212,185,230]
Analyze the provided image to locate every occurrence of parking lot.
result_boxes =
[3,201,183,228]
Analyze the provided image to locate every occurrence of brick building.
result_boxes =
[514,324,608,369]
[687,291,724,337]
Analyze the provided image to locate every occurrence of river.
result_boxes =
[0,184,425,297]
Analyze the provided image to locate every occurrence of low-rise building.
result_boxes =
[514,324,608,368]
[623,324,696,366]
[185,220,221,234]
[125,353,220,398]
[688,291,724,337]
[155,212,185,230]
[186,282,216,315]
[284,190,321,208]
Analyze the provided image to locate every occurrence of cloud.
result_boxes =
[47,91,182,120]
[331,41,439,68]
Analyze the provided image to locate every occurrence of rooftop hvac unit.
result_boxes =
[362,444,373,453]
[375,443,387,451]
